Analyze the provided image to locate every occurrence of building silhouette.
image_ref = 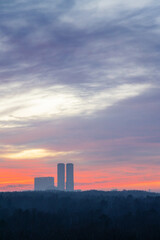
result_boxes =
[57,163,65,190]
[34,163,74,191]
[66,163,74,191]
[34,177,54,191]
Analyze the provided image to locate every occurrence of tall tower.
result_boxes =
[57,163,65,191]
[66,163,74,191]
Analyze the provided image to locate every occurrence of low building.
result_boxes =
[34,177,54,191]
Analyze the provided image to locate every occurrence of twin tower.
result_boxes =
[57,163,74,191]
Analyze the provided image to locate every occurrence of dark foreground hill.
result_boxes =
[0,190,160,240]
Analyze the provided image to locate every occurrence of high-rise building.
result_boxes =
[66,163,74,191]
[57,163,65,190]
[34,177,54,191]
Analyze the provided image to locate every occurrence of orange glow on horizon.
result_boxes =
[0,163,160,192]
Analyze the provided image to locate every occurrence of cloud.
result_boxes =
[0,0,159,89]
[0,184,33,191]
[1,147,76,160]
[0,82,151,128]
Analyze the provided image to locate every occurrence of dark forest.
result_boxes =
[0,190,160,240]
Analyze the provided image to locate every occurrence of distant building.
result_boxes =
[66,163,74,191]
[57,163,65,191]
[34,177,54,191]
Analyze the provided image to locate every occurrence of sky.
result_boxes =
[0,0,160,192]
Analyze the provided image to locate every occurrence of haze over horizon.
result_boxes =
[0,0,160,192]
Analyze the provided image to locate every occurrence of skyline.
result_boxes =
[0,0,160,192]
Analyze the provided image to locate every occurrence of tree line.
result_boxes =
[0,190,160,240]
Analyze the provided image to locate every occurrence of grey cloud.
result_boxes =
[0,184,32,191]
[0,0,160,90]
[1,86,159,167]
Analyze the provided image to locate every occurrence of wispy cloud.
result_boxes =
[1,147,76,160]
[0,83,151,128]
